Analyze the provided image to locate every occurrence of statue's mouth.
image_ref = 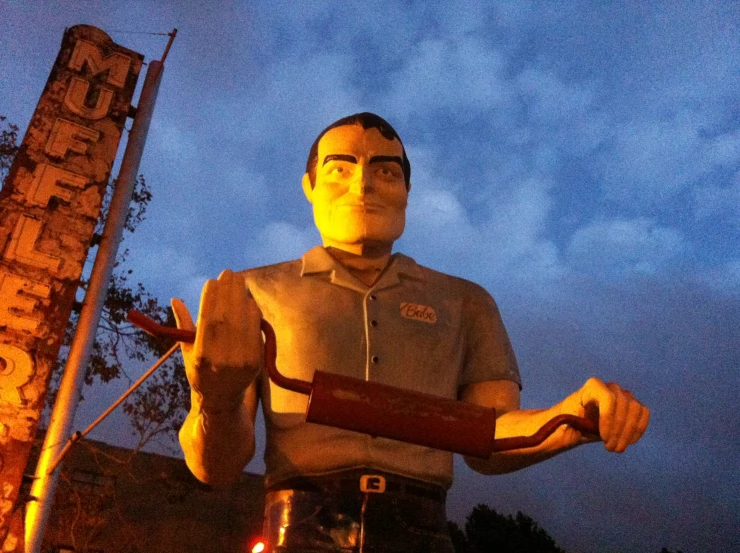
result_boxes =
[338,202,385,213]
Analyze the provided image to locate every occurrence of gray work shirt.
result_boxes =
[241,246,521,489]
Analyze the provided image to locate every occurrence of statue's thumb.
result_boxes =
[170,298,195,332]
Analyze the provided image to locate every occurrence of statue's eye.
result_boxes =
[376,165,399,179]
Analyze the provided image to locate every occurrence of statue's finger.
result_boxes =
[582,378,614,443]
[630,404,651,445]
[615,397,642,452]
[606,385,629,451]
[171,298,195,332]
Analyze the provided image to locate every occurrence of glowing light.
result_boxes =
[251,541,266,553]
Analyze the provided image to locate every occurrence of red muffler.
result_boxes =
[128,310,599,458]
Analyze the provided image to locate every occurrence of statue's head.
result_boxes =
[305,113,411,189]
[302,113,412,254]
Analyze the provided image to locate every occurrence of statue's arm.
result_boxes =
[460,379,568,475]
[460,378,650,475]
[179,378,259,485]
[172,269,264,485]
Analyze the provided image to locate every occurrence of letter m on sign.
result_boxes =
[68,40,133,88]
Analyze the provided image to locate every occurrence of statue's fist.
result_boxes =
[171,270,263,411]
[561,377,650,453]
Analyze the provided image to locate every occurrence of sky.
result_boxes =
[1,2,739,552]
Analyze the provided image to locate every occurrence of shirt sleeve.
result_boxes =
[459,283,522,390]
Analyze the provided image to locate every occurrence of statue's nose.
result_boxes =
[349,165,372,196]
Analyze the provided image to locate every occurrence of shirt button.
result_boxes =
[371,356,379,364]
[369,294,378,301]
[370,320,378,327]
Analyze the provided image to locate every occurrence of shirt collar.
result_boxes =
[301,246,425,292]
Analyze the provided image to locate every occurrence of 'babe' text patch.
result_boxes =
[400,302,437,324]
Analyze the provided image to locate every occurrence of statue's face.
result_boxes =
[303,125,409,253]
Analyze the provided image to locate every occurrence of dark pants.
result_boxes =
[263,470,455,553]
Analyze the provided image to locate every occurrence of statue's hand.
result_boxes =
[171,270,263,412]
[559,377,650,453]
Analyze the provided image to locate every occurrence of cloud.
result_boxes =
[693,170,740,221]
[514,67,608,157]
[517,67,594,125]
[400,146,564,296]
[701,259,740,297]
[222,166,271,203]
[238,51,362,141]
[381,37,511,121]
[596,110,740,207]
[127,244,208,306]
[567,218,684,275]
[482,178,563,277]
[148,117,201,165]
[244,221,318,268]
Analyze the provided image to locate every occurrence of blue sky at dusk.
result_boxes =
[2,2,738,553]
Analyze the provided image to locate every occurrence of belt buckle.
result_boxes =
[359,474,386,493]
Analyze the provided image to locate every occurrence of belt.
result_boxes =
[267,470,447,504]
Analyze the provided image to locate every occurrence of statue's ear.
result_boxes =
[301,173,314,204]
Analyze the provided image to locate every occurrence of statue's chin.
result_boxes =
[317,213,405,250]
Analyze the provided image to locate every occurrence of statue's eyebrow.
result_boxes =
[369,155,403,167]
[323,154,357,165]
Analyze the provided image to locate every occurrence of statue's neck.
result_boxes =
[325,246,392,288]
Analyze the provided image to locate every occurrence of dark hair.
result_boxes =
[305,112,411,188]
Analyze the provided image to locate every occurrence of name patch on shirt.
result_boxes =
[400,302,437,324]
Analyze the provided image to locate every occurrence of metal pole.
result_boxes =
[24,59,164,553]
[161,28,178,63]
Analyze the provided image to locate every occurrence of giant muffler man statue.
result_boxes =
[171,113,650,552]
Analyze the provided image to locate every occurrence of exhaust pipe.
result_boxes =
[128,310,599,458]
